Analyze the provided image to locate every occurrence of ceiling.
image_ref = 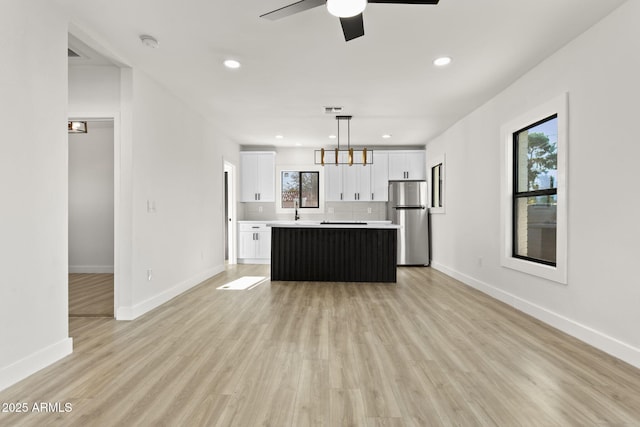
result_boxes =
[60,0,626,148]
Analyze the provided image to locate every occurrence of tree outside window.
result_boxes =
[513,115,558,265]
[281,171,319,208]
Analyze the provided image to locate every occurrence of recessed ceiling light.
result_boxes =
[140,35,159,49]
[275,134,284,139]
[382,134,392,139]
[224,59,241,69]
[295,143,302,147]
[329,134,337,139]
[433,56,452,67]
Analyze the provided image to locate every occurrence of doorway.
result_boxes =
[224,161,237,265]
[68,118,116,317]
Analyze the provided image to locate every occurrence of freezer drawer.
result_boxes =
[393,207,429,265]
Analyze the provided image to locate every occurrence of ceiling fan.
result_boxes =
[260,0,440,42]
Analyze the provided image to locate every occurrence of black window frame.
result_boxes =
[431,163,443,208]
[512,114,558,267]
[280,171,320,209]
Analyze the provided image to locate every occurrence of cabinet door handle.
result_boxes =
[372,193,374,200]
[340,193,343,201]
[258,193,261,201]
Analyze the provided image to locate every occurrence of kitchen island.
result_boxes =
[269,221,399,283]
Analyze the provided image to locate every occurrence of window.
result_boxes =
[513,115,558,266]
[431,163,443,208]
[281,171,319,209]
[428,154,445,213]
[500,93,567,284]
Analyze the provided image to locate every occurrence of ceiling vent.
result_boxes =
[324,106,343,114]
[67,48,81,58]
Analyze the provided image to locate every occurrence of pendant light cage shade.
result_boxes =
[314,115,373,166]
[326,0,367,18]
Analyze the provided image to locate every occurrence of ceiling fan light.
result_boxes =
[326,0,367,18]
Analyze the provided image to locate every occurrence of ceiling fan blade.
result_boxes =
[260,0,326,20]
[368,0,439,4]
[340,14,365,41]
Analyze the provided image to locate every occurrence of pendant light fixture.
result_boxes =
[315,115,373,166]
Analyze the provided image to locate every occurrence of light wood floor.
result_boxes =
[2,265,640,426]
[68,274,114,318]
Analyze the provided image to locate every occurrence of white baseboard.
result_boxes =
[0,337,73,393]
[116,264,225,321]
[431,261,640,370]
[69,265,115,274]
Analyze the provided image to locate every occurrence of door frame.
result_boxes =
[224,160,237,265]
[68,113,120,317]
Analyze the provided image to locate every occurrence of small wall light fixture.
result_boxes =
[68,121,88,133]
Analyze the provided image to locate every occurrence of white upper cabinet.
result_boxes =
[343,164,371,201]
[325,152,372,202]
[388,150,426,181]
[240,152,275,202]
[324,150,423,202]
[370,151,389,201]
[325,163,344,202]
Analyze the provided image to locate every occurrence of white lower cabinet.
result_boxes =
[238,222,271,264]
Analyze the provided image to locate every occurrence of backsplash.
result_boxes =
[241,201,388,222]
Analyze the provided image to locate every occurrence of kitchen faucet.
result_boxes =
[294,199,300,221]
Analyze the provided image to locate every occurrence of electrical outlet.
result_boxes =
[147,269,153,281]
[258,206,263,213]
[367,207,372,214]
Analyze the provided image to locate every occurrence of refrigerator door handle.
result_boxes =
[393,206,426,210]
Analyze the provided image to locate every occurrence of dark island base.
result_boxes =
[270,227,397,282]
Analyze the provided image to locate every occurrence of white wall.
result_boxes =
[426,1,640,367]
[120,68,233,319]
[67,47,238,320]
[0,0,72,391]
[69,66,120,113]
[68,121,114,273]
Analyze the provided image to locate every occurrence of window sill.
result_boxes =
[501,255,567,284]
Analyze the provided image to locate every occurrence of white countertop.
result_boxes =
[265,220,400,229]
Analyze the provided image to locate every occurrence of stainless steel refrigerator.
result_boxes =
[387,181,430,266]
